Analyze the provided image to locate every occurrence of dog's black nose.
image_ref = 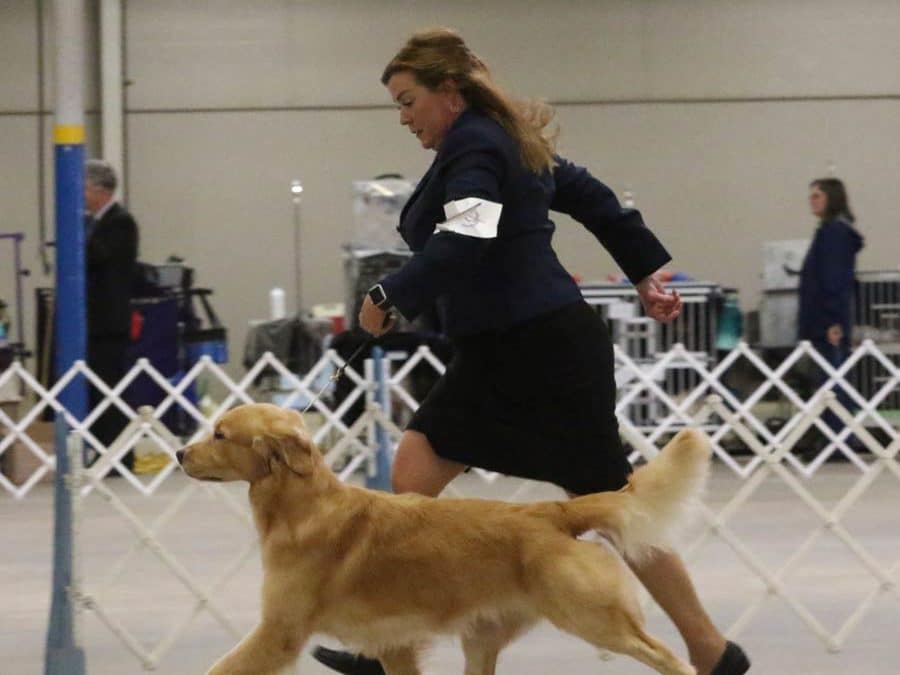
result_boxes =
[175,449,185,464]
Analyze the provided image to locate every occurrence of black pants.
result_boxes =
[88,333,133,469]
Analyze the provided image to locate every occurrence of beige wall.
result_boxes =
[3,0,899,371]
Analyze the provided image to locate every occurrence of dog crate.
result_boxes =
[579,281,726,427]
[349,177,414,252]
[343,177,417,332]
[342,248,414,331]
[852,270,900,413]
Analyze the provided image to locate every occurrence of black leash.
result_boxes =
[303,324,393,412]
[302,307,396,413]
[302,334,380,413]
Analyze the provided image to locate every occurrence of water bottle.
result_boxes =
[715,292,743,351]
[270,287,286,320]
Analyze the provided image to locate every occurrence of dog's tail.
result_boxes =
[558,428,711,562]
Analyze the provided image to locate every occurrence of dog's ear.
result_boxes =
[255,416,315,477]
[244,443,272,482]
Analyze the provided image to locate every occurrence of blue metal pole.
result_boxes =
[45,1,87,673]
[366,346,393,491]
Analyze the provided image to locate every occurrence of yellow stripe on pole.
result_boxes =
[53,125,85,144]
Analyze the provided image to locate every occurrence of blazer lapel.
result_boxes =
[397,162,441,251]
[399,162,435,225]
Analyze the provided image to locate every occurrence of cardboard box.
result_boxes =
[1,402,56,486]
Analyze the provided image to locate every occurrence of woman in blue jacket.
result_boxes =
[799,178,864,438]
[316,28,748,675]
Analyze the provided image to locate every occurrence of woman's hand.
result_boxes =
[358,295,396,337]
[826,324,843,346]
[636,275,682,323]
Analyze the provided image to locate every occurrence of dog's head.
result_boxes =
[176,403,318,483]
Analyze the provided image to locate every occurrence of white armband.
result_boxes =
[433,198,502,239]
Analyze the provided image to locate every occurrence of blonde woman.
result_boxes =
[316,28,749,675]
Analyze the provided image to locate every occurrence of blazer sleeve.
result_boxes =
[380,126,504,321]
[551,156,670,283]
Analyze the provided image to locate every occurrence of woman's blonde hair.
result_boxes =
[382,28,557,174]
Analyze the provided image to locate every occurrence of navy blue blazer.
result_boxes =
[798,217,863,345]
[380,109,671,336]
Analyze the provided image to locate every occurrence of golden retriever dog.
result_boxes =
[177,403,710,675]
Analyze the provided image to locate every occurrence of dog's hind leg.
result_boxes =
[206,622,307,675]
[378,645,422,675]
[545,603,694,675]
[533,546,694,675]
[616,622,697,675]
[553,606,695,675]
[460,616,531,675]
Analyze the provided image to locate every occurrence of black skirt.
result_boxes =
[408,301,632,495]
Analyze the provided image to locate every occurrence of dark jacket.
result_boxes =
[86,202,139,337]
[380,109,671,336]
[798,217,864,345]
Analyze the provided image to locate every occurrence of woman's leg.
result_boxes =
[629,550,726,675]
[391,430,466,496]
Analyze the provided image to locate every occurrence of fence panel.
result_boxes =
[1,340,897,668]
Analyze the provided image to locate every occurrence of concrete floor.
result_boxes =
[3,462,899,674]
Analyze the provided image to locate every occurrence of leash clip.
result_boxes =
[302,335,378,413]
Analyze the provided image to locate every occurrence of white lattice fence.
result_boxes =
[0,348,387,668]
[612,340,900,651]
[1,340,898,668]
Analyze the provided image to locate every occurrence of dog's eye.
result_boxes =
[213,431,225,440]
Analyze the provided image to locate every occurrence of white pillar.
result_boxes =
[100,0,125,199]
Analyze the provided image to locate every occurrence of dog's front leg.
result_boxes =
[462,617,529,675]
[206,621,308,675]
[378,646,423,675]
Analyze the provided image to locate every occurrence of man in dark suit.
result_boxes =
[84,159,139,469]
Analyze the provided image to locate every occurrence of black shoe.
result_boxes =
[710,641,750,675]
[312,646,385,675]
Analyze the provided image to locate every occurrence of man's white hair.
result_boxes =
[84,159,117,192]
